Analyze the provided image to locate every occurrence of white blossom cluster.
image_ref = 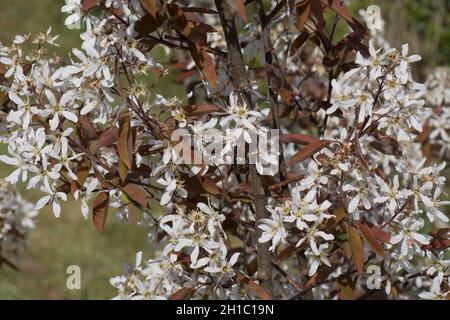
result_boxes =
[425,67,450,158]
[0,179,38,267]
[259,9,450,300]
[0,0,448,300]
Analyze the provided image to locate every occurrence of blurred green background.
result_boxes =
[0,0,448,299]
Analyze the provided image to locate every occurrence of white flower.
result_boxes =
[174,233,220,264]
[426,251,450,276]
[27,156,61,190]
[258,210,288,252]
[6,92,39,129]
[418,273,449,300]
[49,140,82,181]
[20,127,53,163]
[296,222,334,254]
[0,148,29,184]
[327,78,355,114]
[74,178,98,219]
[157,172,187,206]
[426,188,450,223]
[395,44,421,84]
[343,181,372,213]
[306,243,331,277]
[390,218,430,256]
[0,52,23,78]
[34,183,68,217]
[374,175,407,214]
[355,41,386,80]
[197,198,225,237]
[204,252,240,278]
[61,0,82,27]
[41,89,78,131]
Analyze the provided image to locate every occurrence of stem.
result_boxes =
[214,0,273,296]
[256,0,288,184]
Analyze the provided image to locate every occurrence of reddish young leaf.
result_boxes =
[198,176,222,195]
[323,0,367,36]
[92,192,110,231]
[82,0,100,12]
[337,277,356,300]
[135,13,165,38]
[226,0,248,22]
[422,228,450,250]
[188,43,217,88]
[91,125,118,151]
[166,2,215,45]
[118,115,133,169]
[140,0,157,17]
[70,158,91,194]
[355,220,385,257]
[370,131,402,156]
[362,220,391,243]
[269,175,303,191]
[237,273,272,300]
[347,225,364,274]
[290,31,309,56]
[296,0,311,32]
[289,140,331,165]
[77,116,98,144]
[118,158,128,182]
[275,243,298,263]
[168,286,196,300]
[182,103,222,116]
[280,133,317,145]
[122,183,148,208]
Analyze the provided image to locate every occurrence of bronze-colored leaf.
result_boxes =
[92,192,109,231]
[280,133,317,145]
[370,131,402,156]
[140,0,157,17]
[168,286,196,300]
[422,228,450,250]
[71,158,91,194]
[82,0,100,12]
[91,125,118,151]
[226,0,248,22]
[198,177,221,195]
[289,140,331,165]
[237,273,272,300]
[290,32,309,56]
[355,220,385,257]
[296,0,311,32]
[122,183,148,208]
[188,43,217,88]
[347,225,364,274]
[337,277,356,300]
[182,103,222,116]
[275,243,298,263]
[135,13,165,38]
[118,115,133,169]
[78,116,98,144]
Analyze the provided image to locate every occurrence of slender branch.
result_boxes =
[256,0,288,183]
[214,0,273,296]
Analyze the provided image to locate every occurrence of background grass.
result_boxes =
[0,0,447,299]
